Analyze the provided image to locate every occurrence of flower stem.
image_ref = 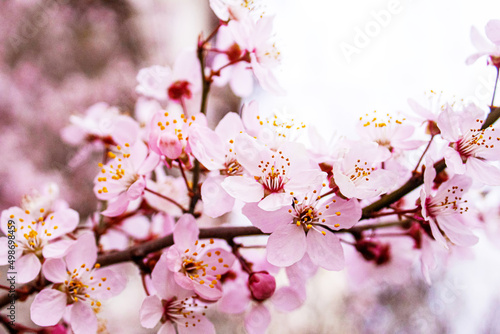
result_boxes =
[144,187,188,213]
[413,135,435,173]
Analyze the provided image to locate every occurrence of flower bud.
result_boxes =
[355,239,391,265]
[248,271,276,301]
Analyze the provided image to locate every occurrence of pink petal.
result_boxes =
[267,223,306,267]
[443,147,466,175]
[242,202,290,233]
[42,258,67,283]
[229,64,254,97]
[140,295,163,328]
[189,125,226,170]
[110,116,140,146]
[215,112,245,142]
[429,219,448,249]
[194,282,223,301]
[46,208,79,238]
[233,133,270,175]
[70,302,98,334]
[306,230,345,271]
[423,157,436,195]
[437,215,478,247]
[322,198,361,229]
[89,267,127,299]
[101,192,130,217]
[218,287,250,314]
[485,19,500,45]
[17,253,41,283]
[271,286,303,312]
[178,314,215,334]
[127,177,146,200]
[158,132,183,159]
[43,240,76,259]
[221,176,264,203]
[138,151,161,175]
[258,193,291,211]
[201,175,235,218]
[66,232,97,271]
[466,157,500,186]
[152,253,177,300]
[470,26,494,52]
[200,248,235,275]
[158,322,176,334]
[245,304,271,334]
[173,214,200,252]
[30,289,67,326]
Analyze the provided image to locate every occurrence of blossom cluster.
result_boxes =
[1,2,500,333]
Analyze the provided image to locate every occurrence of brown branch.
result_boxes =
[0,226,264,309]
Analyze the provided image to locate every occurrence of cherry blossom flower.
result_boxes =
[466,19,500,68]
[210,0,264,22]
[166,214,235,301]
[148,106,206,161]
[345,233,418,288]
[332,140,398,199]
[30,233,126,333]
[357,111,423,153]
[218,258,303,334]
[420,160,478,248]
[222,133,323,211]
[0,185,79,283]
[140,252,215,334]
[94,141,160,216]
[227,15,285,95]
[241,101,307,149]
[242,182,361,269]
[211,25,255,97]
[189,112,245,217]
[61,102,140,147]
[136,50,202,105]
[437,103,500,185]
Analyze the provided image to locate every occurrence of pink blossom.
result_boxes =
[93,141,160,217]
[0,189,79,283]
[466,19,500,68]
[345,233,417,288]
[241,101,307,149]
[242,182,361,269]
[136,50,202,104]
[357,111,424,153]
[227,16,285,95]
[140,252,215,334]
[166,214,235,301]
[210,0,264,22]
[61,102,140,147]
[437,103,500,185]
[148,107,206,161]
[30,233,126,333]
[222,133,323,211]
[218,267,302,334]
[332,140,398,199]
[211,25,255,97]
[189,112,245,217]
[420,160,478,248]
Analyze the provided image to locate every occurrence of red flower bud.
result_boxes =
[248,271,276,301]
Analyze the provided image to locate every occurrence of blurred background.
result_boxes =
[1,0,500,333]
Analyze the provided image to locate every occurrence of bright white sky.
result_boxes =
[262,0,500,137]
